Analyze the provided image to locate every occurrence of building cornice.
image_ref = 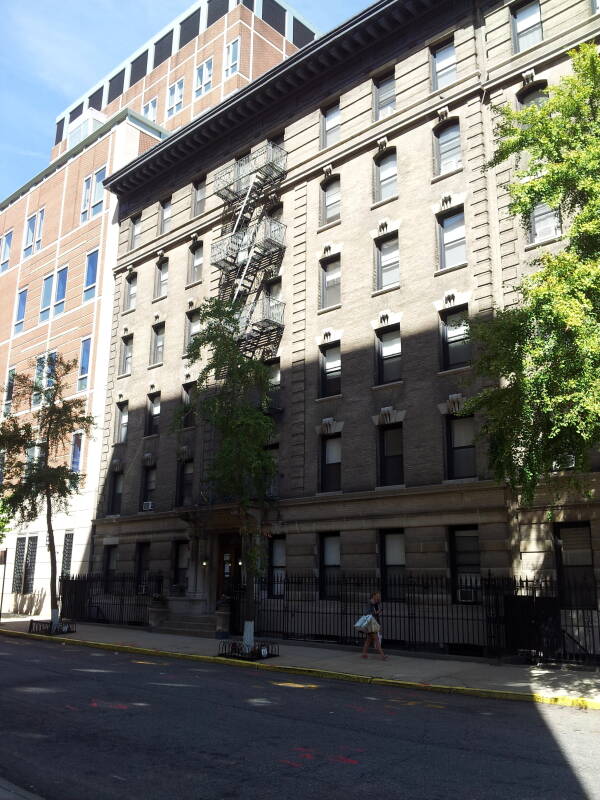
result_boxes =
[104,0,439,198]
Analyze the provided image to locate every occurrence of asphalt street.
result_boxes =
[0,636,598,800]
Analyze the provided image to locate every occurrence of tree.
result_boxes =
[186,297,277,647]
[0,499,9,545]
[465,44,600,504]
[0,356,94,630]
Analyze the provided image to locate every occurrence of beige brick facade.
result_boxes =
[94,0,600,618]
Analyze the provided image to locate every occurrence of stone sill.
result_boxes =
[370,195,398,211]
[315,394,342,403]
[372,283,400,298]
[371,380,404,390]
[148,362,163,370]
[524,236,562,251]
[437,365,471,377]
[317,219,342,234]
[317,304,341,315]
[431,166,463,184]
[435,262,468,277]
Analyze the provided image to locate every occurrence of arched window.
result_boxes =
[434,121,461,176]
[373,150,397,203]
[320,177,341,226]
[518,82,548,109]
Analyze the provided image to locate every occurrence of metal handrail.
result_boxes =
[214,143,288,198]
[239,296,285,335]
[211,218,287,269]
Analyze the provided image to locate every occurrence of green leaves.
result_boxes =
[186,296,276,509]
[469,45,600,503]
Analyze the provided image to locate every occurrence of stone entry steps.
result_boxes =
[154,614,217,638]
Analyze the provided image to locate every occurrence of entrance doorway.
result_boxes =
[216,533,242,601]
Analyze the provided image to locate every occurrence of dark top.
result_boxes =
[369,602,381,624]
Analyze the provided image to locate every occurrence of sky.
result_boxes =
[0,0,368,200]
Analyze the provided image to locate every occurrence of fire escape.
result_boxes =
[211,142,287,360]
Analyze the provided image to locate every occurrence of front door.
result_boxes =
[216,533,242,601]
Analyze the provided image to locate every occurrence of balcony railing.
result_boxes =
[239,296,285,336]
[214,143,288,202]
[211,218,286,272]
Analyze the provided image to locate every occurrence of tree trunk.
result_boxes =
[241,507,263,653]
[45,488,59,632]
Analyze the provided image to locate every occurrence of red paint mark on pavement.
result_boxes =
[279,760,302,768]
[329,756,359,765]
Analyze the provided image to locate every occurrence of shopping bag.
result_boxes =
[354,614,371,631]
[365,616,381,634]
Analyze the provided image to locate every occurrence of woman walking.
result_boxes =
[361,591,388,660]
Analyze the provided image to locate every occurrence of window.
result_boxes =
[4,368,15,416]
[39,267,68,322]
[135,542,151,592]
[146,393,161,436]
[61,532,74,577]
[379,425,404,486]
[435,122,462,175]
[142,466,157,507]
[159,199,172,235]
[81,166,106,222]
[1,231,12,272]
[530,203,561,243]
[438,210,466,270]
[115,401,129,443]
[83,250,98,301]
[150,323,165,365]
[555,523,596,608]
[142,97,157,122]
[519,85,548,108]
[225,39,239,78]
[188,244,203,284]
[119,335,133,375]
[321,104,340,149]
[512,1,542,52]
[124,273,137,311]
[167,79,184,118]
[374,151,397,203]
[176,460,194,507]
[23,209,44,258]
[320,343,341,397]
[14,289,27,334]
[375,233,400,290]
[12,536,37,595]
[103,544,118,583]
[109,472,123,515]
[181,383,197,428]
[195,58,213,97]
[130,215,141,250]
[265,442,279,497]
[319,257,341,310]
[450,527,481,602]
[32,352,56,407]
[374,73,396,120]
[441,306,470,370]
[377,326,402,384]
[320,177,341,226]
[77,338,91,391]
[185,311,201,350]
[321,434,341,492]
[447,416,476,479]
[381,530,406,600]
[268,536,286,598]
[319,533,340,598]
[54,267,68,316]
[70,433,83,473]
[154,259,169,298]
[432,41,456,90]
[193,180,206,217]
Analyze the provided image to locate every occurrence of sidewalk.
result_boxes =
[0,776,43,800]
[1,616,599,709]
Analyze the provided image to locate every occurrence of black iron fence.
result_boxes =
[60,573,164,626]
[231,574,600,665]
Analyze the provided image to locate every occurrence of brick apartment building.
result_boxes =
[0,0,317,616]
[93,0,600,634]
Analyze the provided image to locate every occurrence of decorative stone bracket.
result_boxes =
[371,407,406,426]
[316,417,344,435]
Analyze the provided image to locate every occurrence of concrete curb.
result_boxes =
[1,627,598,711]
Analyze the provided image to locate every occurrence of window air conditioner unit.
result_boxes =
[457,586,476,603]
[142,501,154,512]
